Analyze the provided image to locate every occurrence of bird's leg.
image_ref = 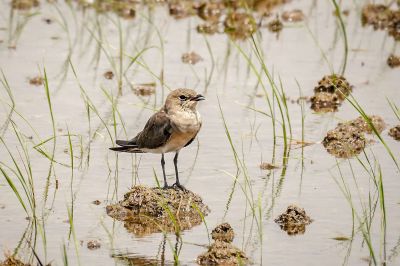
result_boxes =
[161,153,169,189]
[173,151,185,190]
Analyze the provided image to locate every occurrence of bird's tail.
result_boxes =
[109,139,143,153]
[116,139,135,146]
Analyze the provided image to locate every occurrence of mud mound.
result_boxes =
[106,186,209,236]
[131,83,155,96]
[211,223,234,243]
[345,115,386,134]
[224,12,257,40]
[323,124,366,158]
[361,4,400,41]
[0,255,30,266]
[275,205,312,235]
[11,0,39,10]
[182,51,203,65]
[282,9,305,22]
[389,125,400,141]
[197,223,248,265]
[387,54,400,68]
[322,116,386,158]
[311,75,352,113]
[267,17,283,33]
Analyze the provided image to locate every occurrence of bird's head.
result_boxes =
[165,88,205,112]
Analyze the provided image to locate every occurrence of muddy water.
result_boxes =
[0,1,400,265]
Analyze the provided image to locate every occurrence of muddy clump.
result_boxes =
[254,0,288,14]
[259,162,280,170]
[0,255,30,266]
[275,204,312,235]
[131,83,156,96]
[267,17,283,32]
[323,124,366,158]
[310,74,352,113]
[197,22,220,34]
[224,12,257,40]
[181,51,203,65]
[361,4,400,41]
[169,0,195,19]
[103,71,114,80]
[389,125,400,141]
[87,240,101,250]
[282,9,305,22]
[78,0,136,19]
[387,54,400,68]
[196,1,224,22]
[197,223,248,265]
[322,116,386,158]
[11,0,39,10]
[211,223,235,243]
[345,115,386,134]
[106,185,209,236]
[28,76,44,86]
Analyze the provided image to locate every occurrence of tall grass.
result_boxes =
[0,70,15,137]
[332,151,389,265]
[42,69,57,208]
[331,0,348,75]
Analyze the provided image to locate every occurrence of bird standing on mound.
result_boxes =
[110,88,205,190]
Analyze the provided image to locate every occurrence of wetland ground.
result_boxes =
[0,0,400,265]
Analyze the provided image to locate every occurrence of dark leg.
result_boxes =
[173,151,185,190]
[161,153,168,189]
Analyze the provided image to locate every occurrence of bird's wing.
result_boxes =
[116,138,137,147]
[136,110,172,149]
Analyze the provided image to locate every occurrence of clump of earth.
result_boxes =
[322,115,386,158]
[267,17,283,32]
[0,255,30,266]
[28,76,44,86]
[260,162,280,170]
[131,83,156,96]
[106,185,209,236]
[361,4,400,41]
[87,239,101,250]
[275,204,313,235]
[387,54,400,68]
[211,222,235,243]
[77,0,136,19]
[11,0,39,10]
[224,12,257,40]
[181,51,203,65]
[310,74,352,113]
[103,71,114,80]
[389,125,400,141]
[282,9,305,22]
[197,223,248,265]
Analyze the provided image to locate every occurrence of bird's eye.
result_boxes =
[179,95,187,100]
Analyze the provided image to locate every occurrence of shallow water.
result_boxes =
[0,0,400,265]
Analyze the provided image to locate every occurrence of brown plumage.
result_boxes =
[110,88,205,189]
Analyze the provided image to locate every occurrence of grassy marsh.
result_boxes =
[0,0,400,265]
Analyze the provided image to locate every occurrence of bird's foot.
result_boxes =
[172,182,187,191]
[162,183,170,190]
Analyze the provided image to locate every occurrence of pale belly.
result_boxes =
[143,131,196,154]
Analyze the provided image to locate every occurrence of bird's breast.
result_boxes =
[170,110,202,133]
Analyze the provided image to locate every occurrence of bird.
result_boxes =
[109,88,205,190]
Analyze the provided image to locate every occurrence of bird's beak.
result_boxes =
[191,94,205,101]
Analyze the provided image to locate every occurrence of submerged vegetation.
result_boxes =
[0,0,399,265]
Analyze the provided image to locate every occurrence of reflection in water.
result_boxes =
[112,234,179,266]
